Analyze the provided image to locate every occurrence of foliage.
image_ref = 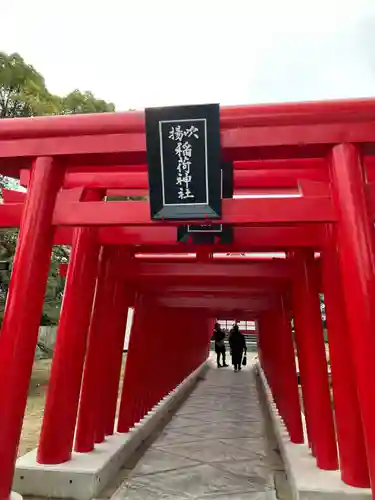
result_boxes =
[58,90,115,114]
[40,313,55,326]
[0,52,58,118]
[0,52,115,118]
[0,230,70,323]
[0,229,18,308]
[0,51,116,324]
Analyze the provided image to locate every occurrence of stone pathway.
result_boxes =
[109,357,291,499]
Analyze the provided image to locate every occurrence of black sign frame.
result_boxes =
[177,224,233,244]
[176,161,234,244]
[221,162,234,199]
[145,103,221,220]
[187,224,223,233]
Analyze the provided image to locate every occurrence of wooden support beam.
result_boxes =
[61,165,329,190]
[0,204,24,227]
[138,284,286,294]
[52,197,334,226]
[1,100,375,167]
[98,225,325,248]
[156,295,273,311]
[126,260,292,281]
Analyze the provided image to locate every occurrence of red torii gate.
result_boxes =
[0,99,374,498]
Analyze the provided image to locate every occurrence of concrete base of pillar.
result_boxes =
[256,363,372,500]
[13,361,209,500]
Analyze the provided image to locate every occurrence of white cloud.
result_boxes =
[1,0,375,109]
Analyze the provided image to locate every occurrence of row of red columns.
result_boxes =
[74,247,132,451]
[0,158,211,499]
[322,228,369,486]
[290,250,338,470]
[2,143,375,499]
[117,299,210,433]
[258,297,303,445]
[329,144,375,490]
[258,144,375,489]
[260,244,370,486]
[0,158,65,499]
[37,189,103,463]
[75,246,118,451]
[36,241,133,463]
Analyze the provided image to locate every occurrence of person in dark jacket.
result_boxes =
[229,321,247,372]
[213,322,228,368]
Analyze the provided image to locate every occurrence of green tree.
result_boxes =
[58,89,115,114]
[0,52,58,118]
[0,51,116,325]
[0,52,115,119]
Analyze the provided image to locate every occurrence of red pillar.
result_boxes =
[0,157,64,500]
[322,226,369,487]
[104,282,132,436]
[117,302,208,435]
[259,311,287,418]
[37,191,101,465]
[257,316,265,363]
[117,297,146,433]
[276,297,304,444]
[260,309,294,431]
[270,311,286,417]
[191,313,210,368]
[134,300,163,417]
[268,311,286,419]
[132,301,171,425]
[137,306,158,410]
[153,307,178,401]
[290,276,314,453]
[174,310,193,380]
[74,247,117,452]
[329,143,375,488]
[258,313,279,409]
[168,308,200,382]
[257,319,265,371]
[290,250,338,470]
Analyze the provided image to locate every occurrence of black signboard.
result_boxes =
[187,224,223,233]
[177,224,233,244]
[145,104,221,220]
[176,160,233,244]
[221,162,233,199]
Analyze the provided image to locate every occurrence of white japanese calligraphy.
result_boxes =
[168,124,199,201]
[169,125,199,141]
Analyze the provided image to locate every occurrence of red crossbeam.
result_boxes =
[52,197,334,226]
[0,204,327,248]
[126,261,292,281]
[156,295,274,311]
[139,284,286,294]
[1,99,375,170]
[0,99,374,139]
[61,168,328,190]
[18,158,328,191]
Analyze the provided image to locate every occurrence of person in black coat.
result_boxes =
[229,322,247,372]
[213,322,228,368]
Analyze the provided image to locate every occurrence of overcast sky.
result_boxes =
[2,0,375,110]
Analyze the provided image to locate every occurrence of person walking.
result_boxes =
[229,321,247,372]
[213,322,228,368]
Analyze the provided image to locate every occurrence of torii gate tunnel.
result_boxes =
[1,98,375,498]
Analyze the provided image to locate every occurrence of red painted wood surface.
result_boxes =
[1,98,375,497]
